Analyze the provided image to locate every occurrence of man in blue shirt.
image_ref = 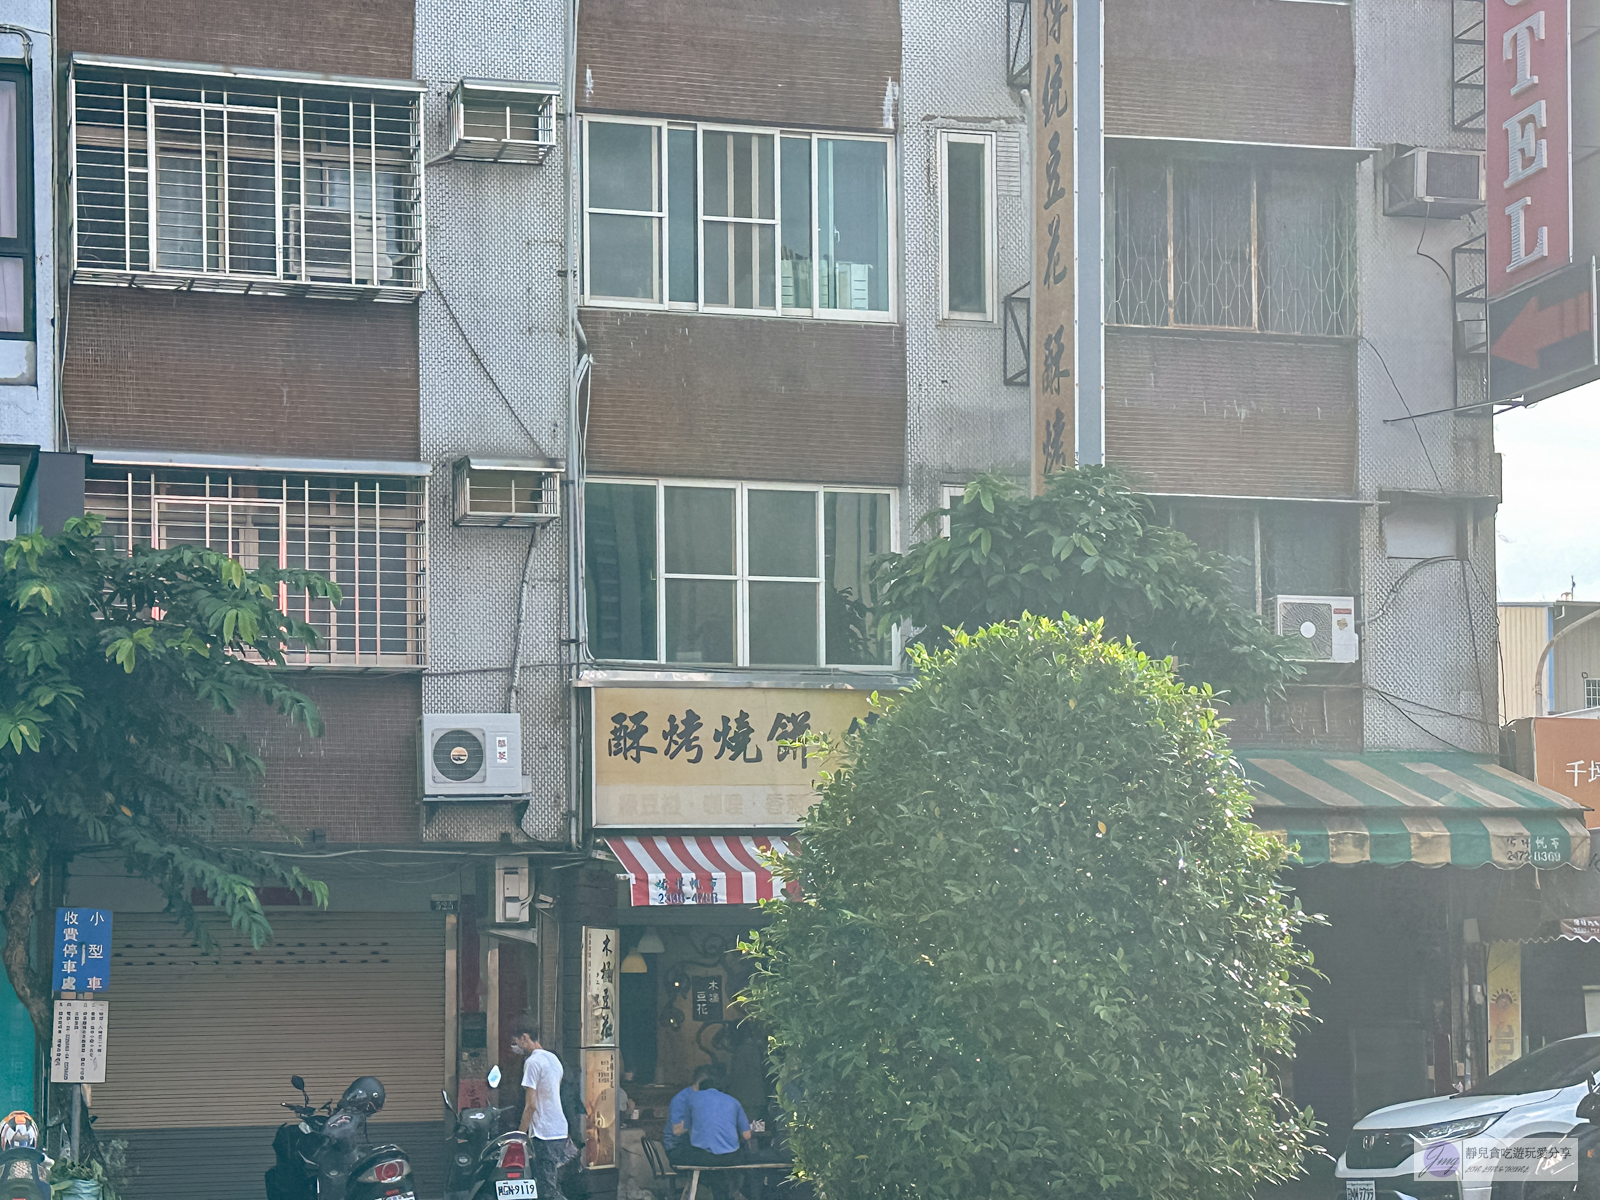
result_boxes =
[668,1068,758,1200]
[663,1065,712,1153]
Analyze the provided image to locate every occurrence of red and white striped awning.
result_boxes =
[605,835,799,907]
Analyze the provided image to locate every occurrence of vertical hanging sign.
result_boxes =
[1486,0,1572,299]
[1032,0,1075,490]
[579,927,619,1170]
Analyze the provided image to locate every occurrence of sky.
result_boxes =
[1495,377,1600,600]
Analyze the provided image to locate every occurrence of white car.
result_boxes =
[1336,1033,1600,1200]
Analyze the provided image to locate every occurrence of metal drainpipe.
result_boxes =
[1533,605,1600,715]
[564,0,584,854]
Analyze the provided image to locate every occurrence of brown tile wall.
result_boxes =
[243,673,422,845]
[64,289,419,461]
[1105,329,1357,499]
[1224,686,1363,751]
[1106,0,1354,146]
[577,0,900,129]
[59,0,414,79]
[582,310,906,485]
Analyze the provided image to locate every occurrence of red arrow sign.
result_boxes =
[1492,289,1594,369]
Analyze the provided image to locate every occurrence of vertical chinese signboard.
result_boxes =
[1486,0,1571,299]
[53,908,112,994]
[1032,0,1074,491]
[49,1000,108,1084]
[1486,941,1523,1074]
[579,927,618,1169]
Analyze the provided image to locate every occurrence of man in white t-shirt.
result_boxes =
[511,1023,570,1200]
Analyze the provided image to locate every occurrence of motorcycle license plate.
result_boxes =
[496,1183,538,1199]
[1346,1182,1375,1200]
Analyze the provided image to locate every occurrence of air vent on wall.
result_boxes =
[1273,595,1359,663]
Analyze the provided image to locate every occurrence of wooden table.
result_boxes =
[677,1162,789,1200]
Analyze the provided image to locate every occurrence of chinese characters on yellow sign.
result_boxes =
[1032,0,1074,489]
[580,926,618,1048]
[593,688,877,828]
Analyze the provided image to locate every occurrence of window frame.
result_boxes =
[0,60,35,340]
[938,129,997,323]
[580,117,898,323]
[1105,150,1356,338]
[586,476,901,669]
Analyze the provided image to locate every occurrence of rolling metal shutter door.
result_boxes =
[92,912,445,1130]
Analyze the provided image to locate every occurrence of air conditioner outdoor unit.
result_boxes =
[452,456,564,527]
[1383,148,1485,219]
[1273,595,1359,663]
[448,80,559,164]
[287,206,400,285]
[420,713,528,798]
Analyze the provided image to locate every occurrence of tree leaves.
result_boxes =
[743,616,1316,1200]
[874,468,1302,703]
[0,515,336,1040]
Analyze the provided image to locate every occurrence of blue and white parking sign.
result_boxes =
[52,908,112,994]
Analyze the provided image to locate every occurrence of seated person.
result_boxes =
[668,1068,760,1200]
[664,1064,713,1154]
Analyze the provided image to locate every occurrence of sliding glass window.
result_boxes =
[583,119,895,320]
[0,63,31,337]
[585,480,897,667]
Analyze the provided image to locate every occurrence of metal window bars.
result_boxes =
[1002,283,1030,386]
[1452,0,1487,134]
[1106,152,1356,337]
[1006,0,1032,89]
[85,468,427,668]
[70,63,423,300]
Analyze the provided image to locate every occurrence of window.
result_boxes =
[1107,149,1355,336]
[584,480,896,667]
[582,119,894,319]
[1162,499,1359,613]
[940,131,995,321]
[938,482,967,538]
[0,63,32,337]
[1587,678,1600,710]
[85,466,427,666]
[71,61,423,298]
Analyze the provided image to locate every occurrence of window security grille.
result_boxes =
[86,468,427,667]
[70,60,424,299]
[1107,153,1356,337]
[1587,678,1600,709]
[448,81,558,164]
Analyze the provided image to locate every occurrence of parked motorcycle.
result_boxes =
[0,1112,50,1200]
[264,1075,418,1200]
[442,1066,537,1200]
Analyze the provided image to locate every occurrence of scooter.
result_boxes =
[265,1075,418,1200]
[0,1112,50,1200]
[441,1066,537,1200]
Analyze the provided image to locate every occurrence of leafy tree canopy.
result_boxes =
[745,615,1315,1200]
[873,467,1298,702]
[0,516,338,1038]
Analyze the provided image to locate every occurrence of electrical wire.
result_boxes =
[1370,689,1486,754]
[1360,334,1447,493]
[426,263,550,457]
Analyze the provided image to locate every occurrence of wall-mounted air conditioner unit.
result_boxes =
[1383,147,1485,219]
[420,713,528,798]
[1273,595,1359,663]
[448,80,559,164]
[452,457,564,527]
[287,206,398,285]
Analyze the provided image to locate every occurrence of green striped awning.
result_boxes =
[1244,753,1592,870]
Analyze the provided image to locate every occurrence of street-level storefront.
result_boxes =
[585,679,883,1194]
[1242,751,1593,1155]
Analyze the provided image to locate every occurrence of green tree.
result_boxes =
[0,515,339,1040]
[744,615,1315,1200]
[874,467,1297,701]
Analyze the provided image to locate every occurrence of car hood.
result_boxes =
[1353,1090,1561,1130]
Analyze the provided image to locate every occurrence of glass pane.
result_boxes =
[1261,166,1353,337]
[705,220,730,307]
[781,137,812,309]
[586,482,658,660]
[1170,502,1256,613]
[227,157,277,275]
[665,579,735,664]
[0,257,22,333]
[703,132,773,220]
[749,581,819,666]
[589,213,658,300]
[667,128,698,302]
[1173,161,1253,328]
[824,491,892,665]
[589,122,657,212]
[946,139,986,314]
[749,490,817,578]
[1107,155,1169,325]
[0,81,15,241]
[759,225,775,309]
[733,222,752,308]
[664,486,734,575]
[1261,505,1356,599]
[817,139,889,312]
[156,152,207,271]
